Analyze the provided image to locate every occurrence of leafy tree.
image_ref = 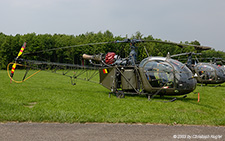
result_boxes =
[0,31,225,69]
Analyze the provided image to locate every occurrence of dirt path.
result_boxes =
[0,123,224,141]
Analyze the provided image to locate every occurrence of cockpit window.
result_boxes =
[168,59,191,73]
[144,61,174,88]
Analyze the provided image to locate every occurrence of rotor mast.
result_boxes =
[129,40,138,65]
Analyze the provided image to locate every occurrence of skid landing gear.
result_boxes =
[109,91,125,98]
[183,95,187,98]
[116,91,125,98]
[146,94,152,101]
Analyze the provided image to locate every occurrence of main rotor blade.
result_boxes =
[112,39,212,50]
[171,53,190,57]
[142,40,211,50]
[23,38,211,55]
[171,52,201,57]
[23,41,115,55]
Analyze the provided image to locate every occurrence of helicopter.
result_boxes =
[7,39,212,100]
[171,52,225,85]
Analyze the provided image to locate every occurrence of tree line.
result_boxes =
[0,31,225,69]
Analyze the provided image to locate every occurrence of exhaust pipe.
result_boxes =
[82,54,102,61]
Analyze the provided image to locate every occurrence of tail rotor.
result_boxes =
[9,42,26,82]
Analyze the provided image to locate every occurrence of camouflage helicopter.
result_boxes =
[171,52,225,85]
[8,39,211,100]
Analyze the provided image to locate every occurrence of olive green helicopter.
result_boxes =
[8,39,212,100]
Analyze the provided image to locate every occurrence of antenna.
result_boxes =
[166,52,171,59]
[144,46,150,57]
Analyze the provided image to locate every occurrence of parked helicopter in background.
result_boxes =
[8,39,212,100]
[171,52,225,85]
[196,57,225,74]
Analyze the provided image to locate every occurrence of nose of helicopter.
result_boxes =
[217,73,225,83]
[176,74,197,94]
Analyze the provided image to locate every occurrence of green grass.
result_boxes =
[0,70,225,125]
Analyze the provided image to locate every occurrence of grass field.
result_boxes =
[0,70,224,125]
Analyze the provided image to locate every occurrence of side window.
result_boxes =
[144,61,174,88]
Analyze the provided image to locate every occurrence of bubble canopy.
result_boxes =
[139,57,196,92]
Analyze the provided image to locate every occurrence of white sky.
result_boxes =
[1,0,225,51]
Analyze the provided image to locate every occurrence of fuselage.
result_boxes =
[139,57,197,95]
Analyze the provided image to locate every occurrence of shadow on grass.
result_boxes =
[179,95,218,110]
[197,84,225,87]
[108,92,196,102]
[108,92,218,109]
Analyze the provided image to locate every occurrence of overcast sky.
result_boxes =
[1,0,225,51]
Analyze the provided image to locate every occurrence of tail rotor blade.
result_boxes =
[10,42,26,81]
[16,42,26,60]
[10,63,17,78]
